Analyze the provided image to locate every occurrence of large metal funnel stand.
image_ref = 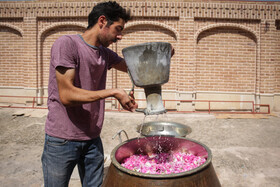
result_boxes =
[122,42,172,115]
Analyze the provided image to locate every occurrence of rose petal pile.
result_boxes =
[121,152,206,174]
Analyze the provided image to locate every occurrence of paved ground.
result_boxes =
[0,107,279,187]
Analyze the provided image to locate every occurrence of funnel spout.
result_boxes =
[144,86,166,115]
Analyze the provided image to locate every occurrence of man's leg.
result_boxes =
[41,134,79,187]
[78,137,104,187]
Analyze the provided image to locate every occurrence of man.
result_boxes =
[41,1,137,186]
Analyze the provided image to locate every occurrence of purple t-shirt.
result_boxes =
[45,34,123,140]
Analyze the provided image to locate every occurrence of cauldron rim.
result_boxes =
[110,136,212,179]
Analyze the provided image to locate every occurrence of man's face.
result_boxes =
[99,18,125,47]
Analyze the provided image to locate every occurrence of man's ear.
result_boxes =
[98,15,107,29]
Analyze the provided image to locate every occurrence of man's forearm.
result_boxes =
[58,87,117,106]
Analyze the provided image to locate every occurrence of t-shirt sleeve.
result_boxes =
[104,47,124,69]
[50,36,77,69]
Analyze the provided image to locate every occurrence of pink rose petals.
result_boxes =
[121,152,206,174]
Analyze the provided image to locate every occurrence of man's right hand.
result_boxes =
[114,89,138,112]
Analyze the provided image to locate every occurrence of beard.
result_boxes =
[98,32,117,47]
[100,38,117,47]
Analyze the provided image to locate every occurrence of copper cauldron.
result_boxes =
[103,136,221,187]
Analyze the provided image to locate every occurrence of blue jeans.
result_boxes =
[41,134,104,187]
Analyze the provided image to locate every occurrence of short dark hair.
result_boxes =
[87,1,131,30]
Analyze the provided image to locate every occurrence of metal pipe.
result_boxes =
[0,95,270,114]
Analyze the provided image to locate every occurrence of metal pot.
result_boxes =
[103,136,221,187]
[136,121,192,137]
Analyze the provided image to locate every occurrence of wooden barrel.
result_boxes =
[103,136,221,187]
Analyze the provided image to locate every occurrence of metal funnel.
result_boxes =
[122,42,172,115]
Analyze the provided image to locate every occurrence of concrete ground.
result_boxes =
[0,107,279,187]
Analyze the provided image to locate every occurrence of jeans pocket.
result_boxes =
[46,135,68,146]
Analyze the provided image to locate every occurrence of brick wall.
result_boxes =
[0,0,279,111]
[196,26,256,92]
[0,24,24,87]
